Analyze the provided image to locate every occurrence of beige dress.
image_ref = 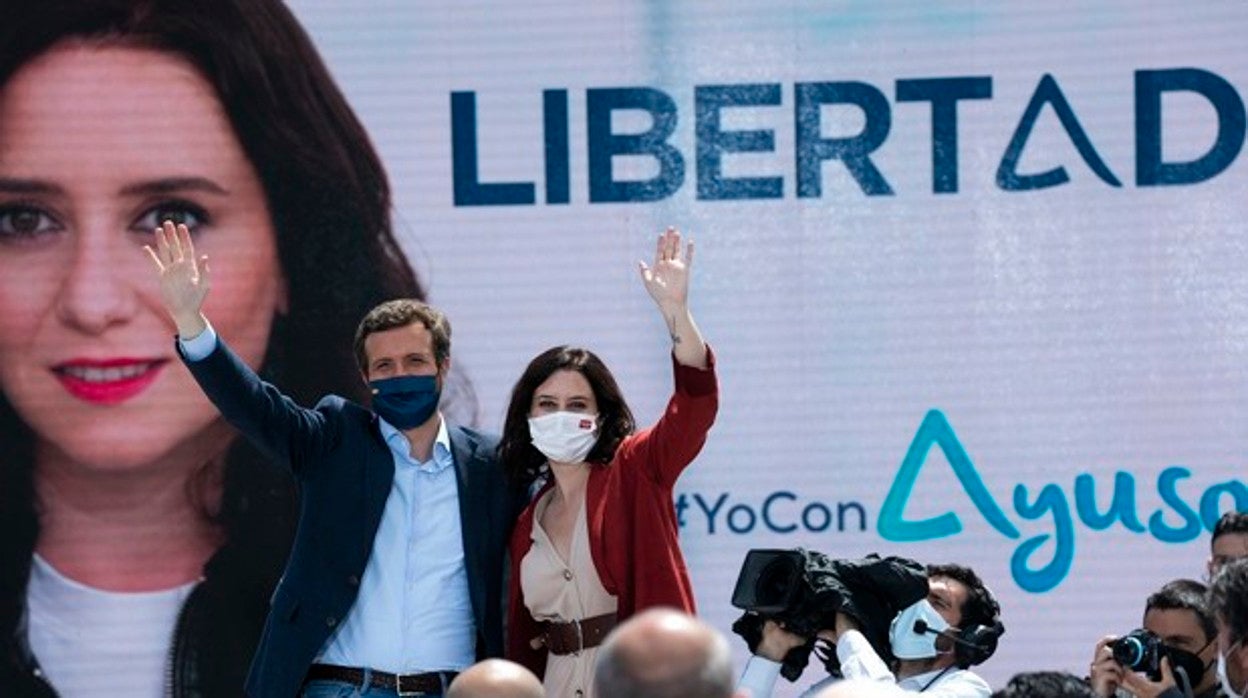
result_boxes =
[520,491,619,698]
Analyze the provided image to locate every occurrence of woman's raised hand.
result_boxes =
[144,220,210,338]
[638,226,693,312]
[638,226,708,368]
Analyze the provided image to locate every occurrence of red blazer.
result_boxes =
[506,349,719,676]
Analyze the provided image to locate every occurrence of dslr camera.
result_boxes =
[1110,629,1164,681]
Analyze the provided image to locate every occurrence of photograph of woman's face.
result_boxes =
[0,43,287,473]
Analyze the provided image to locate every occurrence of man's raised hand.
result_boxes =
[144,220,210,338]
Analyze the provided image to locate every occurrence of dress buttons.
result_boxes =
[563,569,574,581]
[347,575,360,587]
[326,616,337,627]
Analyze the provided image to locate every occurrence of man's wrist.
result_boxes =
[175,312,208,339]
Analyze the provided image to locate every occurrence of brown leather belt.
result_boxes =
[539,612,618,655]
[304,664,457,696]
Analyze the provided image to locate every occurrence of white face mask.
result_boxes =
[528,411,598,464]
[889,599,950,660]
[1219,642,1246,698]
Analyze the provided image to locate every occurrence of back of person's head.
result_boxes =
[594,608,735,698]
[990,671,1097,698]
[1143,578,1216,640]
[446,659,543,698]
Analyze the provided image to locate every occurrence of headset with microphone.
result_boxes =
[913,617,1005,669]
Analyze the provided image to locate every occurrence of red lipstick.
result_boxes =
[52,358,167,405]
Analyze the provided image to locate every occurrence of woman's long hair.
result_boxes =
[498,346,637,487]
[0,0,455,657]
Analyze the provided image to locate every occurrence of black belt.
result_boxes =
[304,664,457,696]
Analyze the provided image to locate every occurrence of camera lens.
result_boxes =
[1110,629,1162,675]
[1112,636,1145,668]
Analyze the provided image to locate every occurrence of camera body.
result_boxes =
[730,549,829,638]
[730,549,934,682]
[1111,629,1165,681]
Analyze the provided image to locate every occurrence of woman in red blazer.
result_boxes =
[500,227,718,697]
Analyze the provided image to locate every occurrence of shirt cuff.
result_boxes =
[178,322,218,362]
[737,654,783,698]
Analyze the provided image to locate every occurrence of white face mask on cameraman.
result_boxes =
[889,599,950,660]
[1219,641,1246,698]
[528,411,598,464]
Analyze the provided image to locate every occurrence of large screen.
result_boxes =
[1,1,1244,695]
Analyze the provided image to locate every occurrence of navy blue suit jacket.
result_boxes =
[179,339,523,698]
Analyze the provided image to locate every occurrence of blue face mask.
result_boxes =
[369,375,440,429]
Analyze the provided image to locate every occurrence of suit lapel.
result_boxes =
[450,427,489,619]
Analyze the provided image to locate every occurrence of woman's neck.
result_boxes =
[32,437,225,592]
[547,460,590,506]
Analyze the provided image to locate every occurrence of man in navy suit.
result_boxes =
[146,221,526,697]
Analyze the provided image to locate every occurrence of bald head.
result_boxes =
[594,608,736,698]
[446,659,543,698]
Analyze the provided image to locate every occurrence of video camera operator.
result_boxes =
[731,550,1002,698]
[1088,579,1224,698]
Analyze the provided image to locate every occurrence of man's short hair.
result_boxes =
[1209,557,1248,645]
[927,563,1000,630]
[1143,579,1216,642]
[1212,511,1248,545]
[353,299,451,372]
[990,671,1097,698]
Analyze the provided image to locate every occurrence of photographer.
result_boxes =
[737,563,1000,698]
[1088,579,1224,698]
